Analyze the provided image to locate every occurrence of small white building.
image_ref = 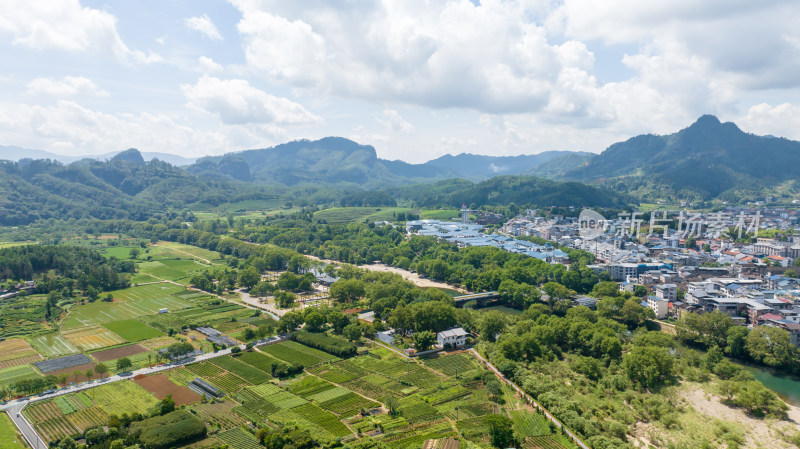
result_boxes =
[647,296,669,319]
[437,328,469,348]
[158,308,168,314]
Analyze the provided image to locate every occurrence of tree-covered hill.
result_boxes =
[0,152,274,226]
[388,175,633,209]
[564,115,800,202]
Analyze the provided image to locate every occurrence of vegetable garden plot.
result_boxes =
[185,361,225,377]
[397,396,441,422]
[209,355,272,384]
[383,422,456,449]
[28,333,78,358]
[318,391,379,417]
[422,353,480,377]
[0,338,42,369]
[236,350,282,374]
[510,409,552,437]
[217,427,261,449]
[82,381,159,416]
[290,403,351,438]
[308,364,359,384]
[206,372,251,394]
[288,376,335,397]
[0,365,42,387]
[191,401,248,431]
[260,340,339,367]
[522,435,573,449]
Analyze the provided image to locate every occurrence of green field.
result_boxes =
[0,412,25,449]
[102,319,164,341]
[0,365,42,388]
[100,246,139,260]
[61,284,193,330]
[81,381,159,416]
[28,333,78,358]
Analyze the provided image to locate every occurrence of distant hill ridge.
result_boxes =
[564,114,800,201]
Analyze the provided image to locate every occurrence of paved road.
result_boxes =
[2,335,288,447]
[5,403,46,449]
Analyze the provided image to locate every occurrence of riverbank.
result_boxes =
[306,256,469,293]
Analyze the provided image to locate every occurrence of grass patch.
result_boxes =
[102,319,164,341]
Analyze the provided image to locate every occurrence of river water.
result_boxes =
[743,365,800,406]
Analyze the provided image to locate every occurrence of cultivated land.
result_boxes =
[13,339,578,449]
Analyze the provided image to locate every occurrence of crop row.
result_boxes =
[210,355,272,384]
[261,341,339,368]
[217,428,262,449]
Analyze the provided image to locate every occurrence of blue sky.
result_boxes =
[1,0,799,163]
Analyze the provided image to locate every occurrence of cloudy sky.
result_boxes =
[1,0,799,163]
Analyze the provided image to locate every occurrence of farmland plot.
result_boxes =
[0,338,42,369]
[28,333,78,358]
[260,340,339,367]
[0,365,41,388]
[82,381,159,416]
[62,326,125,351]
[61,285,192,330]
[102,319,163,341]
[217,428,261,449]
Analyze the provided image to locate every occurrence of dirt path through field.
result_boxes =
[306,256,469,293]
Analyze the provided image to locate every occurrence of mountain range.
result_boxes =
[0,146,197,167]
[563,115,800,202]
[2,114,798,226]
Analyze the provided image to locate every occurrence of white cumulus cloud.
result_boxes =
[181,76,320,125]
[197,56,223,73]
[185,14,223,41]
[0,0,162,64]
[27,76,109,97]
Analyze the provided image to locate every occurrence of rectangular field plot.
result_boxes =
[102,319,164,341]
[34,354,93,373]
[82,381,159,416]
[288,403,352,438]
[191,401,248,432]
[0,365,42,387]
[28,333,78,358]
[26,396,108,444]
[422,353,481,377]
[217,428,261,449]
[0,338,42,369]
[153,242,223,263]
[62,326,126,351]
[260,341,340,367]
[90,343,148,362]
[209,355,272,384]
[236,350,282,373]
[137,261,197,284]
[61,284,192,330]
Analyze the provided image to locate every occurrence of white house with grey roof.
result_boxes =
[437,327,469,348]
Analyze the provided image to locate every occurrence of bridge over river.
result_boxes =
[453,291,500,307]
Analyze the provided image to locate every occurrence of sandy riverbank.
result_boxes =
[306,256,469,293]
